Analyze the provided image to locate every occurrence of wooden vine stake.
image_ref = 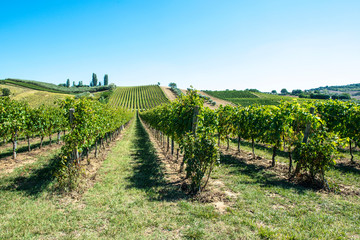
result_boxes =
[167,135,170,152]
[192,105,200,135]
[193,105,201,192]
[69,108,75,126]
[69,108,79,164]
[302,107,315,144]
[12,130,18,160]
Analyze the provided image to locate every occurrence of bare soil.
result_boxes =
[159,86,234,109]
[0,141,63,174]
[0,133,61,152]
[198,91,235,109]
[160,86,178,101]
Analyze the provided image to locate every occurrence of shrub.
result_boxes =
[310,93,330,99]
[339,93,351,100]
[75,92,94,99]
[2,88,10,96]
[299,93,309,98]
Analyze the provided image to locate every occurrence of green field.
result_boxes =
[0,83,72,107]
[1,78,112,94]
[203,90,259,99]
[226,98,280,106]
[204,90,314,106]
[108,85,169,110]
[0,81,170,109]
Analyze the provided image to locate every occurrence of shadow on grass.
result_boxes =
[220,153,309,194]
[334,162,360,175]
[126,116,187,202]
[337,147,360,154]
[0,155,59,197]
[229,138,289,159]
[0,138,56,159]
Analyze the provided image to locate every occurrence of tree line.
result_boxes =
[60,73,109,88]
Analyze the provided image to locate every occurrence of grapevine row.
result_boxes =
[108,85,169,110]
[140,89,220,194]
[141,90,360,189]
[0,97,67,159]
[56,98,133,189]
[1,97,133,190]
[215,100,359,183]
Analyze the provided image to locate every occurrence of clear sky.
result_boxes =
[1,0,360,92]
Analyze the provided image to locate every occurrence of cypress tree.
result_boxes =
[92,73,98,87]
[104,74,109,86]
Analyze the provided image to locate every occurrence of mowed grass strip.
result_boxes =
[0,116,233,239]
[1,115,360,239]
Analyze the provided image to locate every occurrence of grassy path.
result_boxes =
[0,116,229,239]
[1,115,360,239]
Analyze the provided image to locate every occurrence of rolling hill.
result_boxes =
[0,82,72,107]
[309,83,360,100]
[108,85,169,110]
[203,90,304,106]
[1,78,113,94]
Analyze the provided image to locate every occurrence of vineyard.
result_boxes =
[3,0,360,237]
[1,87,360,239]
[204,89,309,106]
[140,90,360,192]
[108,85,169,110]
[1,78,113,94]
[0,96,133,187]
[203,90,259,99]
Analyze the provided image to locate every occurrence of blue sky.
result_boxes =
[1,0,360,91]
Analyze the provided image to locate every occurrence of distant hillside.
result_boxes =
[0,78,114,94]
[310,83,360,92]
[108,85,169,110]
[202,90,301,106]
[309,83,360,100]
[203,90,259,99]
[0,83,71,107]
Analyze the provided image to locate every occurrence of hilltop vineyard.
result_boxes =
[108,85,169,110]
